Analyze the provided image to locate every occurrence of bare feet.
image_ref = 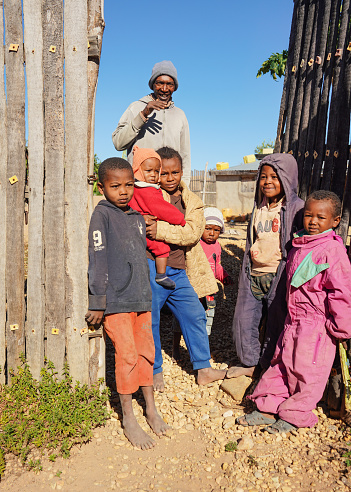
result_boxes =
[226,365,255,378]
[146,410,170,436]
[153,372,165,392]
[197,367,227,385]
[123,415,155,450]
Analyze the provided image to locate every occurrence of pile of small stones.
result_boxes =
[2,234,351,491]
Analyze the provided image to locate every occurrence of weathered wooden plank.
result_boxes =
[274,0,298,153]
[321,0,350,190]
[290,0,316,159]
[88,0,105,384]
[4,0,26,376]
[42,0,66,376]
[299,0,332,198]
[282,0,306,153]
[64,0,89,383]
[310,0,341,192]
[296,0,318,177]
[330,2,351,199]
[0,1,7,383]
[87,0,104,217]
[22,0,45,380]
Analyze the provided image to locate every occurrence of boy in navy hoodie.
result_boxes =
[85,157,168,450]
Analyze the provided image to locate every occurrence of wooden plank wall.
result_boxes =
[189,169,217,207]
[0,1,104,384]
[275,0,351,242]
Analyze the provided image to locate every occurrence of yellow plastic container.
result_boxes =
[216,162,229,170]
[243,154,256,164]
[222,208,234,221]
[262,148,274,155]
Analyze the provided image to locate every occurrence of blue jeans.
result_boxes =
[148,260,211,375]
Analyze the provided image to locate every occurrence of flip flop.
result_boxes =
[264,418,296,434]
[236,410,276,426]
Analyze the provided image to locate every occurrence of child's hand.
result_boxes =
[85,310,104,326]
[224,276,234,286]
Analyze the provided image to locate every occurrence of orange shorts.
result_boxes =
[103,311,155,394]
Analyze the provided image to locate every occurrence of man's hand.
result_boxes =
[142,100,171,118]
[146,222,157,240]
[85,310,104,326]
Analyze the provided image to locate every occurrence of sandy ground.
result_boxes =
[2,226,351,491]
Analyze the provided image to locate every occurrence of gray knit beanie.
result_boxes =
[204,207,225,234]
[148,60,178,91]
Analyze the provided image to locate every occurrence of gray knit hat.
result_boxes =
[204,207,225,234]
[148,60,178,91]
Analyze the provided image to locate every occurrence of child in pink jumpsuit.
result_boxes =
[238,190,351,432]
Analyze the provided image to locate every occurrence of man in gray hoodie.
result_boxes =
[112,60,191,185]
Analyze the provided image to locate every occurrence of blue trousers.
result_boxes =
[148,260,211,375]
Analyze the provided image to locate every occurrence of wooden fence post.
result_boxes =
[87,0,105,218]
[23,0,45,380]
[42,0,66,377]
[202,162,208,204]
[87,0,105,384]
[0,1,7,383]
[4,0,26,377]
[64,0,89,383]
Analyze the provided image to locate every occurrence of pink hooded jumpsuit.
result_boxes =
[250,229,351,428]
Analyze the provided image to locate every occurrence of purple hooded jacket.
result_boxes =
[232,153,304,368]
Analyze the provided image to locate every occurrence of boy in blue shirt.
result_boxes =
[85,157,168,450]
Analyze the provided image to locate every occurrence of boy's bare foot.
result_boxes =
[123,415,155,450]
[226,365,255,378]
[153,372,165,392]
[146,410,170,436]
[197,367,227,385]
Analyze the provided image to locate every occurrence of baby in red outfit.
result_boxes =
[129,146,186,289]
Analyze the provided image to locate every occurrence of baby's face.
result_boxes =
[202,224,221,244]
[303,199,340,235]
[141,157,161,184]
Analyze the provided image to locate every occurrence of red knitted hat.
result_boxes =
[132,146,162,181]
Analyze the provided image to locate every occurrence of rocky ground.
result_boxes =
[1,227,351,491]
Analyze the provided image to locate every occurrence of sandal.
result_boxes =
[236,410,276,426]
[264,418,296,434]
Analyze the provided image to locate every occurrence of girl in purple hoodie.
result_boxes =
[227,154,304,379]
[239,191,351,432]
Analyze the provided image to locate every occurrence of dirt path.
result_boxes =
[1,229,351,491]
